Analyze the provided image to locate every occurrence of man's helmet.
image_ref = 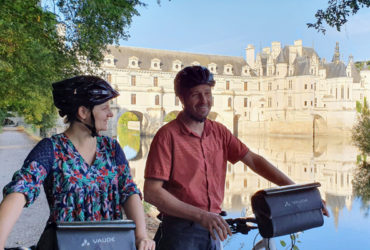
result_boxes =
[174,66,215,98]
[52,75,119,117]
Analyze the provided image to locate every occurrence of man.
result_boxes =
[144,66,326,250]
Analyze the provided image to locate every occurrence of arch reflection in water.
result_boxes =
[117,112,141,161]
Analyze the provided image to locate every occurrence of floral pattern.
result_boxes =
[3,133,140,222]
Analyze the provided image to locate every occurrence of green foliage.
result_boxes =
[352,97,370,215]
[352,162,370,216]
[308,0,370,34]
[353,98,370,155]
[164,111,179,122]
[280,240,287,247]
[117,112,140,157]
[54,0,144,64]
[355,61,370,70]
[0,109,7,126]
[118,112,139,126]
[0,0,144,132]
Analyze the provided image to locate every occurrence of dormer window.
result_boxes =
[224,64,233,75]
[104,54,115,67]
[151,58,161,70]
[242,65,250,76]
[208,63,217,74]
[128,56,139,69]
[172,60,182,71]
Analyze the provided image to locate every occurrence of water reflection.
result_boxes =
[119,131,370,249]
[120,132,368,221]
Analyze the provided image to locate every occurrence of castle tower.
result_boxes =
[332,42,340,64]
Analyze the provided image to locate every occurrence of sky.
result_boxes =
[119,0,370,63]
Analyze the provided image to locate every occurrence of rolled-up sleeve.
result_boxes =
[3,161,48,207]
[3,138,53,207]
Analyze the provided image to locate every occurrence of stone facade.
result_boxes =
[99,40,369,137]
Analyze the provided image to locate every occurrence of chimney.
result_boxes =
[246,44,255,69]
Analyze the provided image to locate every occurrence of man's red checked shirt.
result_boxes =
[144,115,248,213]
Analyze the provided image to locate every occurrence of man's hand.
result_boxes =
[198,211,232,241]
[136,237,155,250]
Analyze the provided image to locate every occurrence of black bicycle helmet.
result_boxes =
[52,75,119,136]
[174,66,215,98]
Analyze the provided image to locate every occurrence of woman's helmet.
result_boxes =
[52,75,119,136]
[174,66,215,98]
[52,75,119,117]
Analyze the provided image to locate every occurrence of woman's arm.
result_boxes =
[0,193,26,249]
[123,194,155,250]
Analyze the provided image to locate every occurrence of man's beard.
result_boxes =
[184,108,207,123]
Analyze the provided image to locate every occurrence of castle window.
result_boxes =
[224,64,233,75]
[226,81,230,90]
[244,98,248,107]
[131,94,136,105]
[228,97,232,108]
[131,75,136,86]
[268,82,272,91]
[128,56,139,69]
[288,96,292,107]
[268,97,272,107]
[107,73,112,83]
[151,58,161,70]
[208,63,217,74]
[244,82,248,91]
[155,95,160,105]
[173,60,182,71]
[153,76,158,87]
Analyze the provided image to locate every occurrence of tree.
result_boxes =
[308,0,370,33]
[352,97,370,215]
[0,0,144,133]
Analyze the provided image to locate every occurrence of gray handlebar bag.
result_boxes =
[37,220,136,250]
[251,182,324,238]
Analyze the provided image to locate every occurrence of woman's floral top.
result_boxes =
[3,133,141,222]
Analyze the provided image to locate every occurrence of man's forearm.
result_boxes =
[242,151,294,186]
[143,180,206,223]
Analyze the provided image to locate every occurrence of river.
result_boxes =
[119,129,370,250]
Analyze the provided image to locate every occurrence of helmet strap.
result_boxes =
[75,107,98,137]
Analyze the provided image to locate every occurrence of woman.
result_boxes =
[0,76,155,250]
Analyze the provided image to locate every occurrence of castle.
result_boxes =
[99,39,370,137]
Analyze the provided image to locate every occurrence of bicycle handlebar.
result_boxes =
[225,217,258,235]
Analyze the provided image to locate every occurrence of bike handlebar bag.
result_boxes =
[55,220,136,250]
[251,182,324,238]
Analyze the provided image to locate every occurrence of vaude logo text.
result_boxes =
[284,198,309,207]
[92,237,116,244]
[81,237,115,247]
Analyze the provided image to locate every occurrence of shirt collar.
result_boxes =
[176,112,212,138]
